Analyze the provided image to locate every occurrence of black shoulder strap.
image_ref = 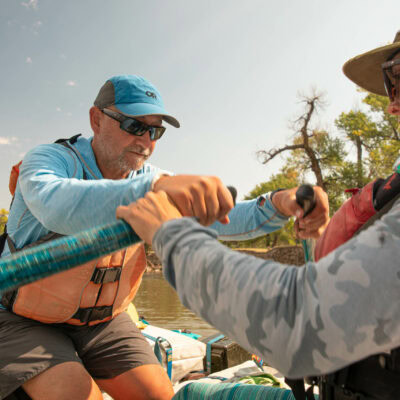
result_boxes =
[54,134,82,145]
[55,134,87,180]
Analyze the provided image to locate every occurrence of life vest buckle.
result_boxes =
[91,267,122,284]
[72,305,113,324]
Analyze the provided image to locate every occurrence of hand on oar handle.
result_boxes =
[152,175,234,226]
[271,185,330,239]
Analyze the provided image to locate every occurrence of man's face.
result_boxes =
[93,106,161,178]
[387,53,400,116]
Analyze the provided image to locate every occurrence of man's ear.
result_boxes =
[90,106,102,135]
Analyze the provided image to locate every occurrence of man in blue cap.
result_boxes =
[0,75,329,400]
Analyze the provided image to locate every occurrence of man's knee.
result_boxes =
[23,361,103,400]
[97,364,174,400]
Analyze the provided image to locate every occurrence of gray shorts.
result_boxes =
[0,309,159,399]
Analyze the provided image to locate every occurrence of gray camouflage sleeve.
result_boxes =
[153,201,400,378]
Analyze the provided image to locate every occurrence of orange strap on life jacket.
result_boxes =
[9,161,22,196]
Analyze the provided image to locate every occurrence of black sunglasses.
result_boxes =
[101,109,166,141]
[382,58,400,102]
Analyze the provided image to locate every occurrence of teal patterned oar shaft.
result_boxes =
[0,220,141,292]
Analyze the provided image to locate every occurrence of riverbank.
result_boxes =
[144,245,305,272]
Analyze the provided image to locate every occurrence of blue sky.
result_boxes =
[1,0,399,208]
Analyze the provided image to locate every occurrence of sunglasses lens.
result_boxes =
[149,127,166,140]
[121,118,166,140]
[383,71,394,101]
[121,119,144,135]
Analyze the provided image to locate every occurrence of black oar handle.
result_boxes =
[227,186,237,205]
[295,184,316,218]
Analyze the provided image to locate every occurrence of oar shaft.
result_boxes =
[0,220,141,293]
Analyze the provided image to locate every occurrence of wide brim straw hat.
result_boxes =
[343,31,400,96]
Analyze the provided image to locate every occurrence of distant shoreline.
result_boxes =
[144,245,305,273]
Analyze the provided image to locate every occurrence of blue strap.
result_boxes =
[165,345,173,379]
[142,332,158,342]
[206,334,225,373]
[142,332,173,380]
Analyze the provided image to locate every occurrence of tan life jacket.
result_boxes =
[1,135,147,325]
[3,237,147,325]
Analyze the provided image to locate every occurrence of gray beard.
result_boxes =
[119,145,151,171]
[98,139,151,176]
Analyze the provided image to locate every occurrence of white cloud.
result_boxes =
[32,20,42,35]
[59,54,67,60]
[0,137,18,145]
[26,57,32,64]
[66,81,77,87]
[56,107,61,112]
[21,0,38,9]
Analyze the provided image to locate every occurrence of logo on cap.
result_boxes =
[146,91,157,99]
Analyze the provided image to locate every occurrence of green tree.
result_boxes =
[257,91,348,212]
[256,90,400,214]
[245,167,300,199]
[335,91,400,182]
[288,130,349,211]
[0,209,8,234]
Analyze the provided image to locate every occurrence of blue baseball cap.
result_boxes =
[94,75,180,128]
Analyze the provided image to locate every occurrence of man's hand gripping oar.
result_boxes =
[270,185,329,241]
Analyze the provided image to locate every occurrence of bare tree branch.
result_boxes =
[257,144,304,164]
[258,90,327,190]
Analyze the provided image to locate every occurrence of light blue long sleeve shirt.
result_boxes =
[3,135,288,258]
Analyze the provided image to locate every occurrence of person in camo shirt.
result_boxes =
[117,31,400,382]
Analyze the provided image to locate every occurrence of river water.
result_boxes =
[134,273,218,338]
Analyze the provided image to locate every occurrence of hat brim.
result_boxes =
[115,102,180,128]
[343,42,400,96]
